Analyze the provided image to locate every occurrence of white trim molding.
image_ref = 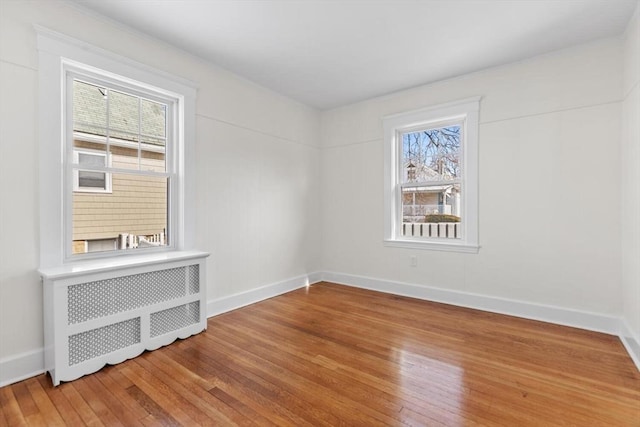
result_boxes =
[620,321,640,371]
[36,26,198,268]
[207,272,323,317]
[3,270,636,387]
[383,97,481,253]
[321,271,622,335]
[0,349,45,388]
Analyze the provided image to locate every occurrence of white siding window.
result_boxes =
[383,97,480,253]
[73,149,112,193]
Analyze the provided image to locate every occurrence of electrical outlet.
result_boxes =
[410,255,417,267]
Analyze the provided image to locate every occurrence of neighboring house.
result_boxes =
[402,161,460,222]
[72,80,168,254]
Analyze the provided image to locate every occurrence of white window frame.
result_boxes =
[65,70,175,260]
[37,27,197,267]
[383,97,480,253]
[72,148,112,193]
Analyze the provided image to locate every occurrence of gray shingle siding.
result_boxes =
[73,80,166,147]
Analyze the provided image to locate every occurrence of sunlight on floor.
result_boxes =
[395,346,467,425]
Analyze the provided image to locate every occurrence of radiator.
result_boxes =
[40,251,208,386]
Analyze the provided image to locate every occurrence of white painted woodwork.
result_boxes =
[39,251,209,386]
[383,97,480,253]
[621,5,640,362]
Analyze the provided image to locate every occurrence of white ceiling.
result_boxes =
[70,0,638,110]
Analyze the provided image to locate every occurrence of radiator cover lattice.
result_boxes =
[188,265,199,294]
[68,317,141,366]
[68,267,188,324]
[150,301,200,338]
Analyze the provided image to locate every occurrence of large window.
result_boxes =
[68,78,172,255]
[37,28,197,267]
[383,97,480,252]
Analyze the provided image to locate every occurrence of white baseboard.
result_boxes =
[322,271,638,372]
[619,321,640,371]
[1,270,636,387]
[322,271,623,335]
[207,272,323,317]
[0,348,45,388]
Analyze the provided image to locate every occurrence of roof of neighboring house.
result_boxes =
[73,80,166,147]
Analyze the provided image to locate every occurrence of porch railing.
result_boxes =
[402,222,460,239]
[403,204,452,217]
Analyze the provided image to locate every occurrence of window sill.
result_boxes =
[383,239,479,253]
[38,250,209,280]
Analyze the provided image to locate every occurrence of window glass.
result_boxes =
[73,150,110,192]
[73,80,108,143]
[78,170,106,189]
[401,125,462,238]
[71,79,170,255]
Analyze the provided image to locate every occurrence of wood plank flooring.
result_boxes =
[1,282,639,426]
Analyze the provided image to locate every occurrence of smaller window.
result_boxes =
[73,149,112,193]
[384,97,480,253]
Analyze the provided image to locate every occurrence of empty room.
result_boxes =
[0,0,639,425]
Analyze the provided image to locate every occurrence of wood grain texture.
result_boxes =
[1,282,638,426]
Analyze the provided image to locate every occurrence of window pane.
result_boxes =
[107,90,141,171]
[140,99,166,172]
[73,81,107,158]
[108,144,166,172]
[109,90,140,141]
[78,152,105,167]
[402,125,461,183]
[141,99,166,141]
[72,173,168,254]
[401,184,462,239]
[401,124,462,239]
[78,170,106,189]
[73,80,107,138]
[70,78,171,255]
[72,80,168,173]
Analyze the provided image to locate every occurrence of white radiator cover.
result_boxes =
[39,251,208,386]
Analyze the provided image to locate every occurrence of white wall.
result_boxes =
[0,0,321,371]
[320,38,624,317]
[621,3,640,351]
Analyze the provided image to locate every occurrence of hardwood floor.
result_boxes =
[2,282,639,426]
